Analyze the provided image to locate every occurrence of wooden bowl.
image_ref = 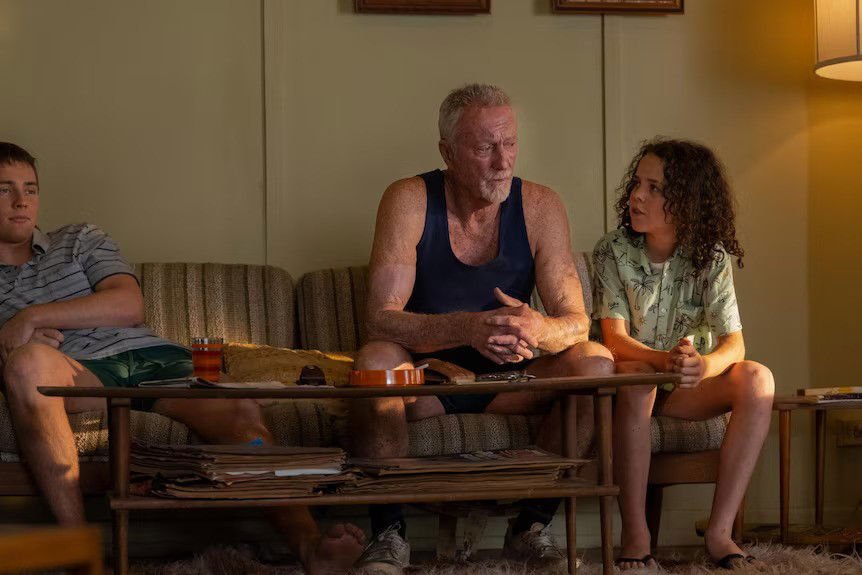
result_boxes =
[348,368,425,387]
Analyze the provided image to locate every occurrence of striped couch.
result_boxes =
[0,256,727,492]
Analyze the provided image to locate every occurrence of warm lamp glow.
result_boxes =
[815,0,862,80]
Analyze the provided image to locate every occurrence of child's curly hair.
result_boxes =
[616,138,744,272]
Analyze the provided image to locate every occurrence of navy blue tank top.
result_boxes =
[406,169,535,318]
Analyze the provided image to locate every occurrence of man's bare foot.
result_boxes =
[305,523,366,575]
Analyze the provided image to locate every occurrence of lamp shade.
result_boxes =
[815,0,862,80]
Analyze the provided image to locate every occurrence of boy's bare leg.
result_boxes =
[612,361,659,570]
[2,343,105,526]
[154,397,365,574]
[658,361,774,562]
[485,341,613,547]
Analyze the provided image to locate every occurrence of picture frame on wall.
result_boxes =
[552,0,683,13]
[355,0,490,14]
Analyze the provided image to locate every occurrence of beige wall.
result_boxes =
[264,1,605,276]
[808,77,862,524]
[0,0,265,264]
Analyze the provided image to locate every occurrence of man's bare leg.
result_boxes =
[153,397,365,575]
[348,341,417,460]
[485,341,614,537]
[612,361,659,570]
[348,340,418,545]
[2,343,105,526]
[486,340,614,457]
[658,361,774,562]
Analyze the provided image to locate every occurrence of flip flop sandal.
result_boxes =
[615,554,657,570]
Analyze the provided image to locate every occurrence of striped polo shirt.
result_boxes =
[0,223,180,360]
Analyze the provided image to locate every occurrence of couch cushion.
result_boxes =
[406,411,728,456]
[297,266,368,351]
[651,414,729,453]
[135,263,296,348]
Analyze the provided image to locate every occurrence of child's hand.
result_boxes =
[669,337,706,388]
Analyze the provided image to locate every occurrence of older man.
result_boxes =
[350,85,613,573]
[0,142,364,574]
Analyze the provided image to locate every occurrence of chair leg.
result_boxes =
[732,496,745,543]
[645,485,664,550]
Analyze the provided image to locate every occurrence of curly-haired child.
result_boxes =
[593,138,774,571]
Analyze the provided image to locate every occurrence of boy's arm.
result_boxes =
[600,317,670,371]
[0,274,144,360]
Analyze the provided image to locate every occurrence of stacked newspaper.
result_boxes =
[131,441,353,499]
[342,447,585,495]
[801,386,862,402]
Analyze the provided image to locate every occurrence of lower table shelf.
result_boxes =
[111,478,619,510]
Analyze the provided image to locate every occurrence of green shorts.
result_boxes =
[80,345,192,411]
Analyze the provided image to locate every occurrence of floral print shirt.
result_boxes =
[591,229,742,354]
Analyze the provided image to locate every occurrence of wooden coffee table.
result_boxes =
[40,373,679,575]
[774,395,862,545]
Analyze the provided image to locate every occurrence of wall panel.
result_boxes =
[0,0,265,264]
[264,1,605,276]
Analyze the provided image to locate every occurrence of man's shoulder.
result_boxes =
[519,180,566,234]
[379,176,427,219]
[384,175,427,199]
[520,179,560,204]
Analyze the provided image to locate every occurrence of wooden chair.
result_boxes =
[0,525,103,574]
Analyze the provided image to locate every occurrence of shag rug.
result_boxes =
[130,543,862,574]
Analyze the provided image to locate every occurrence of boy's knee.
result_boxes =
[3,344,57,402]
[730,360,775,402]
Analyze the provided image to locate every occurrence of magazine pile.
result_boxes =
[340,448,585,495]
[131,441,352,499]
[131,442,585,500]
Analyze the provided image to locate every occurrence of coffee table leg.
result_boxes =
[110,398,131,575]
[562,394,578,573]
[779,409,791,544]
[565,497,578,574]
[595,391,614,575]
[815,409,825,527]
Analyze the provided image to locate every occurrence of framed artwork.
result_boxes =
[355,0,490,14]
[552,0,683,13]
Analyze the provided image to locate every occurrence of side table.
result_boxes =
[774,395,862,544]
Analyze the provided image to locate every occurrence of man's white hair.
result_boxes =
[438,83,511,143]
